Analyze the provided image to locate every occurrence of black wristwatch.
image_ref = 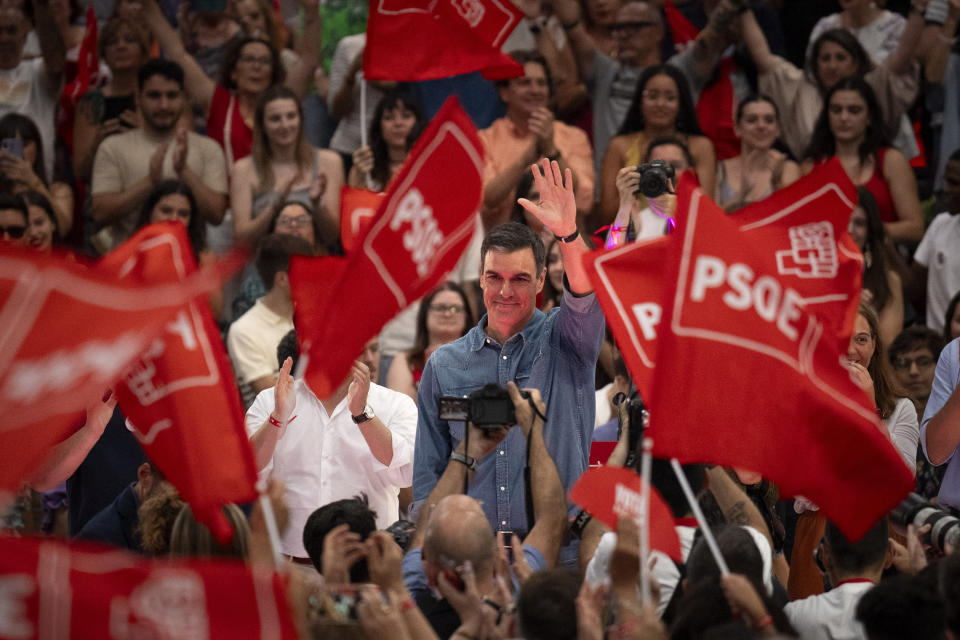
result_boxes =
[351,404,375,424]
[450,451,479,471]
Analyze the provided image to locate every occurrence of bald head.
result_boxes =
[423,495,496,578]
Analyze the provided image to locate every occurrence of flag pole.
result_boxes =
[359,73,376,191]
[670,458,729,575]
[256,479,285,571]
[639,437,653,607]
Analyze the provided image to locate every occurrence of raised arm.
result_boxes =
[884,0,929,77]
[739,6,775,75]
[32,0,66,80]
[143,0,216,114]
[283,0,321,100]
[923,0,960,84]
[248,357,294,471]
[923,340,960,465]
[550,0,598,82]
[519,158,593,293]
[688,0,741,81]
[509,383,568,568]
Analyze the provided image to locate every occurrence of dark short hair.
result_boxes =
[888,326,946,365]
[515,569,580,640]
[0,192,28,222]
[0,113,48,186]
[824,517,889,575]
[735,94,780,124]
[137,180,205,258]
[138,58,185,91]
[302,495,377,580]
[219,37,284,91]
[277,328,298,372]
[686,525,765,594]
[651,458,704,519]
[645,135,695,167]
[856,573,945,640]
[21,190,59,241]
[254,233,314,290]
[497,50,552,98]
[480,222,546,276]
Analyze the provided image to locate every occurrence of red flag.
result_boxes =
[291,98,482,397]
[585,236,670,401]
[0,234,224,494]
[96,223,257,542]
[644,161,913,540]
[570,466,682,561]
[58,6,99,153]
[663,1,699,53]
[364,0,524,81]
[0,537,297,639]
[340,186,384,253]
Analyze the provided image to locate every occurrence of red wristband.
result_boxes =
[399,598,416,613]
[268,414,297,429]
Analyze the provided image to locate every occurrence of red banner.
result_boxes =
[291,98,483,397]
[364,0,524,81]
[0,537,297,639]
[96,224,257,541]
[644,162,913,540]
[570,466,681,562]
[0,238,223,494]
[340,186,384,253]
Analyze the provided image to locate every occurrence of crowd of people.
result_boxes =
[3,0,960,637]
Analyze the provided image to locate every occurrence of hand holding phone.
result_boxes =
[1,138,23,159]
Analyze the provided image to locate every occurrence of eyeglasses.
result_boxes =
[641,89,679,103]
[609,20,657,35]
[428,303,466,315]
[892,355,935,371]
[0,225,25,238]
[238,55,272,67]
[275,215,313,229]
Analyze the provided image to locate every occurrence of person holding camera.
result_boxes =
[403,383,568,638]
[604,135,692,247]
[413,158,605,569]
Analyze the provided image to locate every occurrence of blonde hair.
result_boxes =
[169,503,250,559]
[252,85,313,191]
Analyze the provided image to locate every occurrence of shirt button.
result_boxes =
[499,451,505,456]
[502,355,507,360]
[501,520,507,526]
[500,486,506,491]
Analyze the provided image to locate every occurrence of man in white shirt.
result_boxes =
[784,518,892,640]
[914,149,960,333]
[246,331,417,561]
[0,0,64,181]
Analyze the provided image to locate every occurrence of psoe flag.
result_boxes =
[646,160,913,540]
[291,97,483,398]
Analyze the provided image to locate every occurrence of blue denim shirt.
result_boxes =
[412,286,605,532]
[921,338,960,510]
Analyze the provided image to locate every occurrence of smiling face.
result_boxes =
[26,204,54,251]
[736,100,779,150]
[891,346,936,402]
[828,89,869,145]
[500,61,549,121]
[640,73,680,131]
[274,203,315,246]
[380,102,418,151]
[231,41,274,95]
[262,97,301,149]
[480,248,545,342]
[426,289,469,340]
[817,41,857,90]
[846,313,876,367]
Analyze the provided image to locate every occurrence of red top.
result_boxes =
[206,85,253,168]
[861,148,896,223]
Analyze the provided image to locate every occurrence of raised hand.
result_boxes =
[346,360,372,416]
[517,158,577,238]
[272,356,296,426]
[321,523,368,583]
[149,141,170,183]
[172,128,188,177]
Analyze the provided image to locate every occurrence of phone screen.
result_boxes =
[1,138,23,158]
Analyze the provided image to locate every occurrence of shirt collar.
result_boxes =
[467,310,545,352]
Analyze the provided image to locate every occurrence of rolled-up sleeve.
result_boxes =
[374,390,418,487]
[921,339,960,465]
[412,356,451,507]
[556,283,606,368]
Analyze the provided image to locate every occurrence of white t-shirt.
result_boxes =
[784,580,874,640]
[0,57,61,180]
[806,10,905,65]
[914,212,960,333]
[245,381,417,557]
[227,299,294,408]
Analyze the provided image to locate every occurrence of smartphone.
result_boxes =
[437,554,465,592]
[1,138,23,158]
[926,0,949,25]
